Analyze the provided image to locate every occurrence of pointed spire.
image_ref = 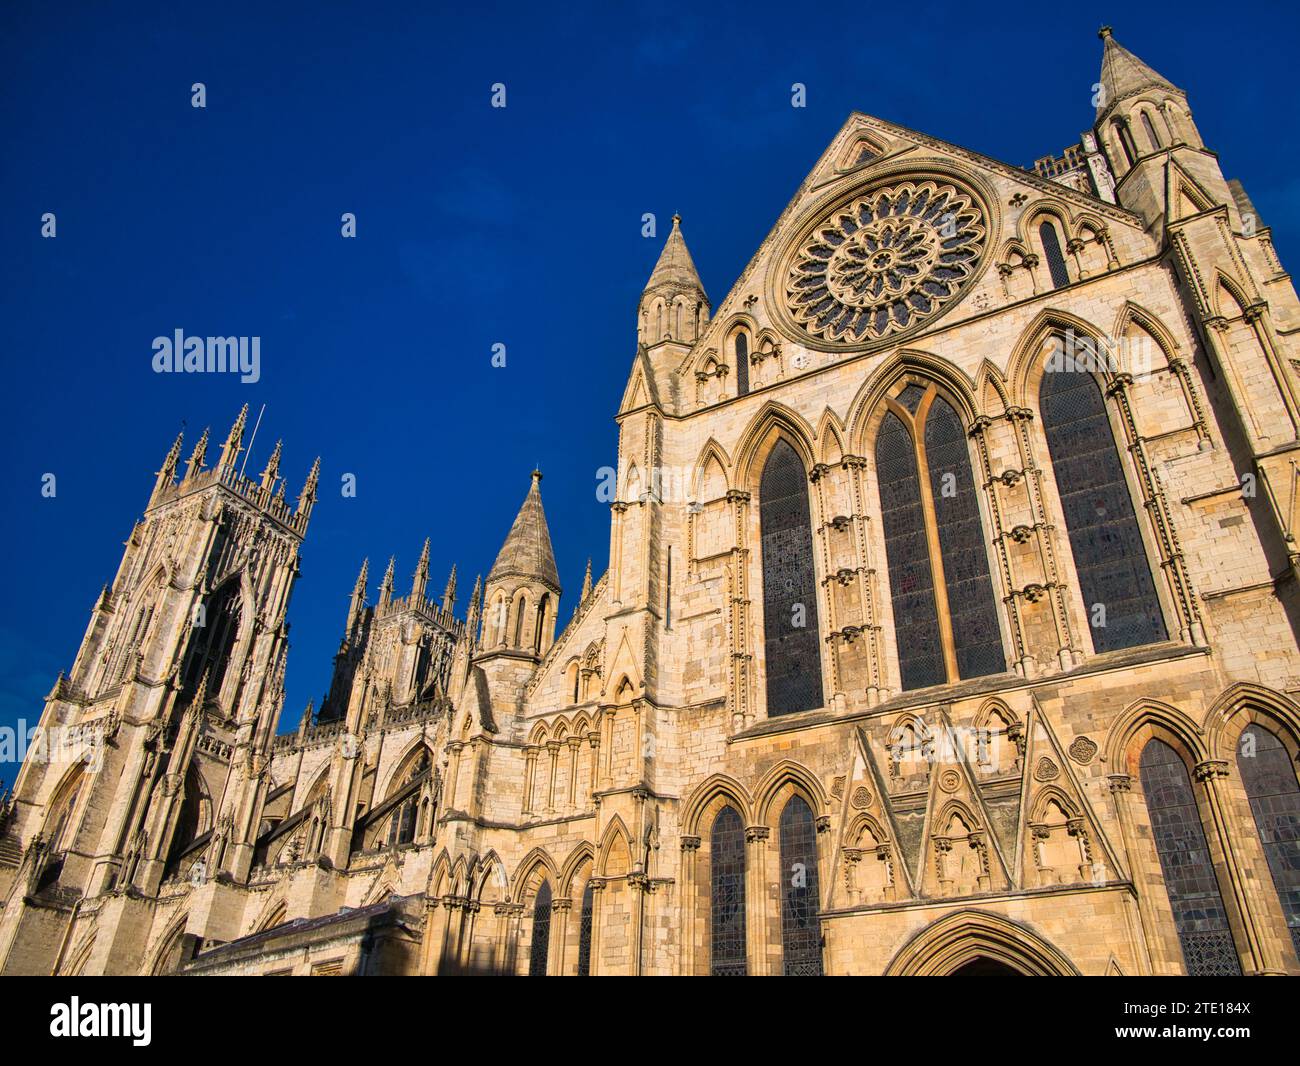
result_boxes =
[442,563,458,613]
[467,574,484,647]
[379,555,395,609]
[581,557,593,601]
[185,427,210,481]
[296,457,321,515]
[217,403,249,472]
[347,558,369,631]
[155,428,185,493]
[1096,26,1180,119]
[644,214,706,298]
[259,439,283,492]
[412,538,431,601]
[488,470,561,594]
[298,698,315,735]
[190,665,211,709]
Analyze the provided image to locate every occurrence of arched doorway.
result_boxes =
[949,957,1023,976]
[885,910,1080,976]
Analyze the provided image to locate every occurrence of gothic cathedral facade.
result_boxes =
[3,29,1300,976]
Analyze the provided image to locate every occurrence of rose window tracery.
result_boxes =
[787,180,986,343]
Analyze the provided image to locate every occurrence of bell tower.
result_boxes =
[0,408,316,973]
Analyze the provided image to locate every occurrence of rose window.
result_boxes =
[787,180,986,343]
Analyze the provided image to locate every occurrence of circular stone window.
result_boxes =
[784,178,987,346]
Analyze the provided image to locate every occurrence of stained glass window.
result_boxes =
[576,881,595,976]
[710,806,747,976]
[528,880,552,976]
[1139,740,1242,975]
[1039,221,1070,290]
[926,397,1007,679]
[876,386,1005,691]
[1237,724,1300,959]
[778,797,823,975]
[877,412,945,689]
[1040,359,1166,652]
[760,440,824,716]
[735,332,749,396]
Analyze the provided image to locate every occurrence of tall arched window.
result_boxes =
[1039,221,1070,290]
[534,594,549,654]
[1140,111,1163,151]
[709,806,747,976]
[528,880,552,976]
[1139,740,1242,975]
[876,383,1005,691]
[512,595,527,647]
[759,439,824,716]
[183,580,242,698]
[576,881,595,976]
[1237,724,1300,958]
[1113,118,1138,166]
[734,331,750,396]
[778,796,823,975]
[1040,356,1166,652]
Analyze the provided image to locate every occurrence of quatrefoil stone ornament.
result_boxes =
[786,179,987,344]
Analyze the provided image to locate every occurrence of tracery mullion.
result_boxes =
[969,414,1029,672]
[809,462,841,698]
[1008,404,1078,666]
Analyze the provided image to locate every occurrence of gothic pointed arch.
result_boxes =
[147,916,193,976]
[1105,699,1208,770]
[559,841,597,897]
[598,815,633,877]
[815,408,847,466]
[734,401,819,487]
[867,374,1006,689]
[692,438,732,503]
[682,773,754,835]
[775,792,825,975]
[1204,682,1300,760]
[847,349,981,455]
[707,802,747,976]
[1005,309,1106,400]
[512,848,560,903]
[1031,317,1169,653]
[1137,737,1243,975]
[757,436,825,715]
[754,759,829,825]
[885,909,1081,975]
[474,850,509,903]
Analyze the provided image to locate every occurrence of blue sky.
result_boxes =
[2,1,1298,770]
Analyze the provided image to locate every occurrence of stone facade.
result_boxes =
[3,29,1300,976]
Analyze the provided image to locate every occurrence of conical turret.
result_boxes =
[1095,26,1180,121]
[639,214,709,346]
[483,471,561,655]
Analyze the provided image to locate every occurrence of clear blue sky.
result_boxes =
[2,1,1298,770]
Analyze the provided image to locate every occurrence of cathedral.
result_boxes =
[4,28,1300,976]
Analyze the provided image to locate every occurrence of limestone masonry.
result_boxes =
[3,29,1299,975]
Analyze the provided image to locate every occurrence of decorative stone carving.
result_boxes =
[785,179,987,344]
[1068,736,1098,765]
[1034,756,1060,782]
[851,786,871,809]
